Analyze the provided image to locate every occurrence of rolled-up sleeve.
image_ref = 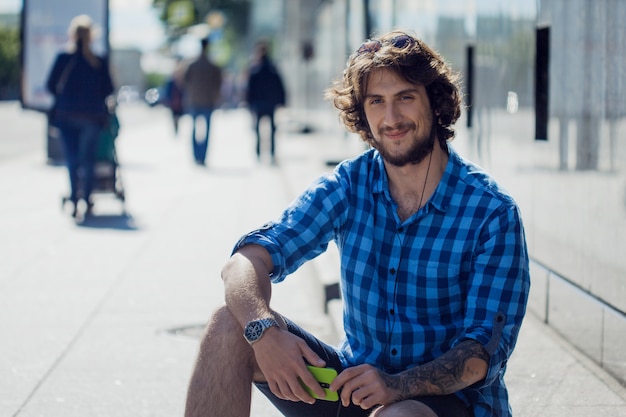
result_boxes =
[232,171,349,283]
[454,202,530,387]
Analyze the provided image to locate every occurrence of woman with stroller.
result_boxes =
[46,15,114,218]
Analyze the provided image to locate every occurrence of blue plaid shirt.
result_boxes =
[235,145,530,417]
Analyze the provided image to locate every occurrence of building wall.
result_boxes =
[110,48,144,91]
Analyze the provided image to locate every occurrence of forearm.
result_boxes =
[383,339,489,400]
[222,245,275,327]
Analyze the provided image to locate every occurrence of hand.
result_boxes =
[331,364,397,410]
[252,327,327,403]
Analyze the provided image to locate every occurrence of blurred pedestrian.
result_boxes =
[46,14,114,218]
[164,57,185,135]
[245,41,286,163]
[183,38,223,166]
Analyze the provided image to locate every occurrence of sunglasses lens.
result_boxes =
[356,36,414,54]
[357,40,381,54]
[391,35,414,49]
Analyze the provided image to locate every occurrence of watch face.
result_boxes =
[244,318,277,344]
[245,321,264,342]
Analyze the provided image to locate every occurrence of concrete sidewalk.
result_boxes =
[0,103,624,417]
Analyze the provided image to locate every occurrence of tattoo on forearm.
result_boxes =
[381,340,489,401]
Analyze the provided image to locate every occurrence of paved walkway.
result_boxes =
[0,103,624,416]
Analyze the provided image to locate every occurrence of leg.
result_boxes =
[268,110,276,160]
[171,110,181,135]
[370,395,472,417]
[58,121,80,215]
[190,109,200,162]
[254,112,262,158]
[370,401,437,417]
[185,305,256,417]
[77,121,101,208]
[196,108,213,164]
[185,308,361,417]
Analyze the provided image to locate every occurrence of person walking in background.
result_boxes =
[246,41,286,164]
[184,30,529,417]
[164,57,186,136]
[46,14,114,218]
[183,37,223,166]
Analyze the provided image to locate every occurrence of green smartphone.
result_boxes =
[300,365,339,401]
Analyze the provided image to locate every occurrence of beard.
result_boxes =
[371,121,436,167]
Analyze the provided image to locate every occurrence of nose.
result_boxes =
[383,102,402,127]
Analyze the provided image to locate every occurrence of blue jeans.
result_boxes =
[189,106,214,164]
[57,117,101,204]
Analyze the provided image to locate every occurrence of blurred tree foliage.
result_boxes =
[152,0,250,35]
[0,26,20,99]
[153,0,251,70]
[145,71,168,90]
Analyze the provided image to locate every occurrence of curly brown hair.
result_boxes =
[325,31,462,149]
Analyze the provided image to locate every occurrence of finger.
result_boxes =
[299,344,326,368]
[298,371,326,402]
[358,392,381,410]
[338,374,367,407]
[330,367,356,392]
[331,369,353,406]
[271,366,321,404]
[293,377,318,404]
[351,385,377,409]
[268,379,288,401]
[276,379,300,402]
[339,383,357,407]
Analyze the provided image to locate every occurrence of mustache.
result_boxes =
[378,122,416,134]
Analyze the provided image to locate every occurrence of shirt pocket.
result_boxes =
[405,260,464,322]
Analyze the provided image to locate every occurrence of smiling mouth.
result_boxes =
[380,123,414,140]
[384,129,409,140]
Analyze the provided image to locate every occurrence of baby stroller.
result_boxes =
[61,112,126,216]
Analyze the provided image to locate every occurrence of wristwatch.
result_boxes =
[243,318,279,345]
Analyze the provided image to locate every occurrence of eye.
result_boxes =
[399,94,414,101]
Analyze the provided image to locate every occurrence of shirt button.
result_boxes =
[397,227,404,233]
[389,268,396,275]
[389,308,395,315]
[391,348,398,356]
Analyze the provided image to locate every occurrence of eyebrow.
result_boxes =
[364,87,420,100]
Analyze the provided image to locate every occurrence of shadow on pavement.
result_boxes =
[164,324,205,339]
[76,213,140,231]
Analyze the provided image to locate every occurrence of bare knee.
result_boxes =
[195,305,251,364]
[196,305,278,382]
[203,305,242,337]
[199,305,245,348]
[370,400,438,417]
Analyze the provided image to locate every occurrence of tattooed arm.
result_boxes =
[331,339,489,409]
[384,339,489,401]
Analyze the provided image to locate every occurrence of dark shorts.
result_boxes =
[254,318,473,417]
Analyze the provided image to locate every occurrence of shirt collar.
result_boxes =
[370,144,462,213]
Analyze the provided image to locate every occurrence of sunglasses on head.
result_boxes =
[356,34,416,55]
